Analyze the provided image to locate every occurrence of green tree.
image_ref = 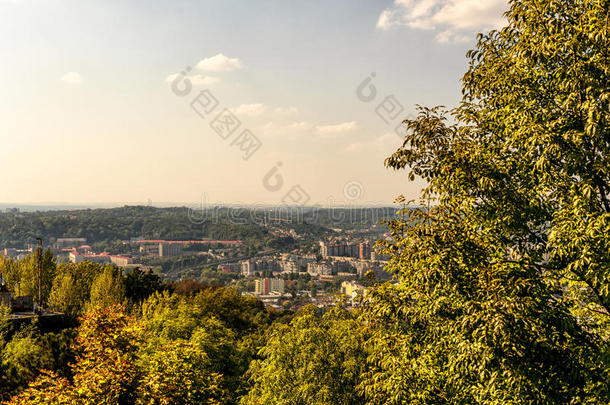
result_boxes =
[88,266,125,309]
[243,306,368,405]
[4,370,73,405]
[1,326,54,394]
[362,0,610,403]
[6,305,140,405]
[139,290,262,401]
[0,250,56,305]
[123,268,161,304]
[136,340,223,405]
[70,305,140,404]
[0,257,20,297]
[47,272,81,317]
[48,262,106,317]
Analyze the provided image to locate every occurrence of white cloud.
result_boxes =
[61,72,83,84]
[227,104,298,118]
[165,73,220,86]
[288,121,313,131]
[197,53,242,71]
[376,0,507,43]
[316,121,357,136]
[259,120,358,138]
[233,103,266,116]
[273,106,298,115]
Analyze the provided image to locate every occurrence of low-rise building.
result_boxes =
[341,280,366,304]
[69,252,83,263]
[280,260,299,273]
[159,243,183,257]
[336,272,357,279]
[110,255,133,267]
[78,244,92,253]
[54,238,87,249]
[240,258,280,277]
[319,240,360,258]
[307,262,332,276]
[254,278,285,295]
[218,263,241,273]
[69,252,111,264]
[1,248,17,258]
[241,259,255,277]
[139,244,159,256]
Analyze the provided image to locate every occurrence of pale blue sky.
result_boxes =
[0,0,507,206]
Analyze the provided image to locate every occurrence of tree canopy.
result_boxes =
[365,0,610,402]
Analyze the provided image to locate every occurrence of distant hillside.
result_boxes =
[0,205,398,248]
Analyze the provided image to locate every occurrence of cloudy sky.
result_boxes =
[0,0,507,207]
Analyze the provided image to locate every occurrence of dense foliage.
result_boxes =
[1,287,294,404]
[243,305,368,405]
[0,0,609,403]
[363,0,610,402]
[0,254,162,318]
[0,205,394,249]
[0,206,265,248]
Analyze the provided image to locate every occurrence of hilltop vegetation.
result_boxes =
[0,206,268,247]
[0,205,394,251]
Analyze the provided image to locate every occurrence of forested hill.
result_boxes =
[0,205,397,247]
[0,206,267,247]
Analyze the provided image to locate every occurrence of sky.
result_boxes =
[0,0,508,207]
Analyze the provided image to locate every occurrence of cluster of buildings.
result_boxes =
[65,245,152,273]
[320,240,364,259]
[68,250,133,266]
[249,277,291,309]
[136,239,242,258]
[319,239,390,261]
[235,238,391,309]
[247,276,368,309]
[254,277,285,295]
[2,232,387,310]
[3,236,244,269]
[0,247,31,260]
[238,253,317,277]
[0,235,88,260]
[230,239,390,282]
[340,280,367,305]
